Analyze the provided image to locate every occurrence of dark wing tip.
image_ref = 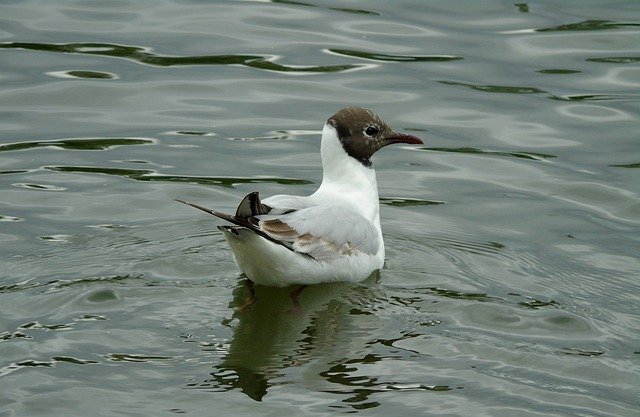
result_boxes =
[235,191,271,218]
[174,198,235,222]
[175,196,308,257]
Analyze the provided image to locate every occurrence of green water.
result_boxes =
[1,1,639,416]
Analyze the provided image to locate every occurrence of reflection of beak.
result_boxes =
[383,132,423,146]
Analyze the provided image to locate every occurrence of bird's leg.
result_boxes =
[238,278,256,312]
[289,285,308,309]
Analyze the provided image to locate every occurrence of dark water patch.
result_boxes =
[86,223,136,231]
[0,331,31,341]
[246,59,360,74]
[558,348,604,357]
[75,314,107,321]
[328,49,463,62]
[428,236,507,258]
[47,70,117,79]
[167,131,216,136]
[549,94,634,101]
[536,69,582,74]
[105,353,174,363]
[515,3,529,13]
[272,0,379,15]
[12,183,66,191]
[0,274,143,294]
[379,197,445,207]
[50,274,143,290]
[0,357,98,377]
[439,80,546,94]
[46,165,313,188]
[0,169,30,175]
[423,287,499,302]
[15,360,53,368]
[419,147,556,161]
[439,80,636,102]
[610,162,640,168]
[318,358,453,410]
[38,235,71,242]
[586,56,640,64]
[536,20,639,32]
[1,321,75,344]
[229,132,290,141]
[517,298,560,309]
[19,321,72,331]
[0,361,48,377]
[368,331,425,353]
[86,288,120,303]
[0,280,41,294]
[0,214,23,222]
[0,137,154,152]
[229,129,317,141]
[0,42,363,74]
[196,366,275,400]
[52,356,99,365]
[119,160,150,164]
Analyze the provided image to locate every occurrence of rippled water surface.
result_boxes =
[1,1,639,416]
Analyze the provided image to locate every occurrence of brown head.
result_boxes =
[327,107,423,167]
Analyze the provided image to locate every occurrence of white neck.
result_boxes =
[311,124,381,228]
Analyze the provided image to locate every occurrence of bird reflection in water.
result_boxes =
[190,273,380,401]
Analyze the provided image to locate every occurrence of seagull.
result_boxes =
[177,107,422,291]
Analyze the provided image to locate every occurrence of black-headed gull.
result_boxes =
[177,107,422,288]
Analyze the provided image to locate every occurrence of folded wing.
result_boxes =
[258,205,380,260]
[176,192,380,261]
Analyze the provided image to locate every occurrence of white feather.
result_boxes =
[220,123,385,286]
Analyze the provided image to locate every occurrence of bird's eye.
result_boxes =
[364,126,379,136]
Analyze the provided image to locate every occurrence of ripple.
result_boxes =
[318,356,455,410]
[38,234,71,242]
[610,162,640,168]
[439,80,546,94]
[85,288,121,303]
[586,56,640,64]
[453,304,597,337]
[0,169,31,175]
[104,353,174,363]
[51,356,100,365]
[0,41,366,74]
[549,94,638,101]
[0,214,23,222]
[18,321,72,331]
[270,0,380,16]
[52,274,143,290]
[556,104,634,122]
[327,48,463,63]
[0,137,154,152]
[536,69,582,74]
[418,147,556,161]
[46,165,313,188]
[12,183,67,191]
[0,274,143,295]
[164,130,217,137]
[421,287,500,302]
[379,197,445,207]
[535,20,640,32]
[558,347,605,357]
[86,223,136,231]
[0,356,98,378]
[46,70,118,79]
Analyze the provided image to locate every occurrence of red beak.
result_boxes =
[384,132,423,145]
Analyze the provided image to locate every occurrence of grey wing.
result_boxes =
[256,205,380,260]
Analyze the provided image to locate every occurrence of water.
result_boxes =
[1,0,639,415]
